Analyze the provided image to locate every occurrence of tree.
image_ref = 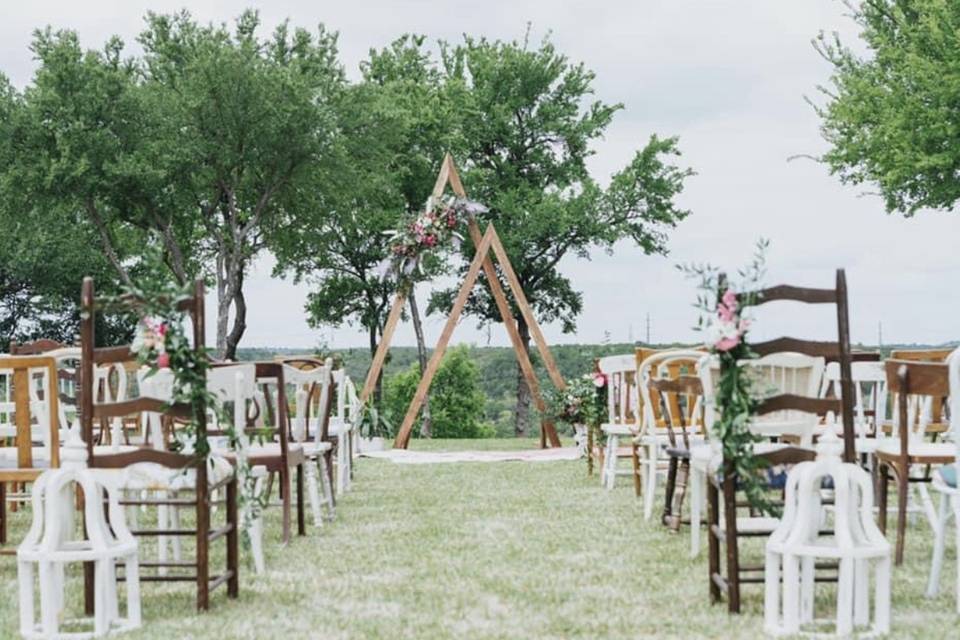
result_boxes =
[273,35,459,408]
[3,11,343,358]
[384,345,493,438]
[432,33,693,435]
[814,0,960,215]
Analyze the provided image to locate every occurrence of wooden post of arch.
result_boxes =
[359,154,565,449]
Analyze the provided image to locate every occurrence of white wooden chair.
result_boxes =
[636,349,707,519]
[926,347,960,607]
[597,354,640,490]
[690,352,825,556]
[282,360,336,527]
[819,360,887,457]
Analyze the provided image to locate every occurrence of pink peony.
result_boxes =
[717,304,735,323]
[424,234,437,247]
[593,372,607,388]
[157,352,171,368]
[715,335,740,352]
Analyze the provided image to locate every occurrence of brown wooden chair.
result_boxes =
[650,374,704,531]
[0,355,60,553]
[80,276,238,611]
[9,338,70,355]
[225,361,308,543]
[876,359,953,566]
[707,270,857,613]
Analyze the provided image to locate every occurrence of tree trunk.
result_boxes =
[223,273,246,361]
[216,254,247,361]
[515,316,532,437]
[368,321,383,406]
[408,286,432,438]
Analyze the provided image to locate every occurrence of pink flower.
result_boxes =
[424,235,437,247]
[715,335,740,352]
[155,322,167,337]
[593,373,607,388]
[717,304,735,323]
[721,289,738,311]
[157,352,171,368]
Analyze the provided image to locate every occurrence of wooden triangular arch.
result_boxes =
[359,154,567,449]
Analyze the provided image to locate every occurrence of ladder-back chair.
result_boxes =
[877,359,954,566]
[0,355,60,553]
[80,277,238,611]
[707,270,856,613]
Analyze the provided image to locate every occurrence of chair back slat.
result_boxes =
[748,284,837,305]
[0,355,60,471]
[751,337,840,359]
[81,277,207,468]
[598,354,639,426]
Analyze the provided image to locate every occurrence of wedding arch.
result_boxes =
[359,154,567,449]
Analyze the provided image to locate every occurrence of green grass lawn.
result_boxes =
[1,439,956,638]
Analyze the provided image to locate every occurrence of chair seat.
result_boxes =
[222,442,306,469]
[875,440,955,464]
[93,454,234,491]
[736,517,780,535]
[601,423,635,436]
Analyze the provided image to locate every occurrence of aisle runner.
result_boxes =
[360,448,580,464]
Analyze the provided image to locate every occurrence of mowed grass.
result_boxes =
[1,438,957,639]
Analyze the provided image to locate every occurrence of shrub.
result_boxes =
[384,345,494,438]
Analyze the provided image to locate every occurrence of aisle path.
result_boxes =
[0,439,950,638]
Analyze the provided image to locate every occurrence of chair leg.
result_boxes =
[304,462,323,527]
[296,464,306,537]
[671,460,690,533]
[226,477,239,598]
[723,476,741,614]
[631,443,642,497]
[895,465,909,566]
[691,466,703,558]
[707,480,721,604]
[325,451,337,506]
[644,442,658,520]
[926,491,950,597]
[878,462,889,535]
[318,456,336,521]
[952,493,960,614]
[662,457,678,529]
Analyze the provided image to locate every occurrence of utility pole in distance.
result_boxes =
[645,313,651,345]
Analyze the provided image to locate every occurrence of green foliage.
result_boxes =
[681,241,775,516]
[383,345,494,439]
[2,10,344,357]
[430,32,693,335]
[814,0,960,214]
[273,35,458,352]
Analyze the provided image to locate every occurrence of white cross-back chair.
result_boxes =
[597,354,640,490]
[282,360,336,527]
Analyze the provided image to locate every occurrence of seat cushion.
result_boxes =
[940,464,957,488]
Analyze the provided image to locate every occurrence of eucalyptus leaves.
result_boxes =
[681,240,778,515]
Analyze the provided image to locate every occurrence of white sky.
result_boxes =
[3,1,958,349]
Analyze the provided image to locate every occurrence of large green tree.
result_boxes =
[273,35,459,412]
[432,34,693,435]
[2,11,342,357]
[814,0,960,214]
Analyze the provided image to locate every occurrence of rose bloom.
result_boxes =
[157,352,171,368]
[593,372,607,388]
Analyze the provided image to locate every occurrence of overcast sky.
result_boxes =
[3,1,958,350]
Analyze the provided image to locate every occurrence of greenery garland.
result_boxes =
[106,282,265,547]
[681,240,778,515]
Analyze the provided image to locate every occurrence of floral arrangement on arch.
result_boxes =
[544,372,607,456]
[680,239,777,515]
[376,195,488,284]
